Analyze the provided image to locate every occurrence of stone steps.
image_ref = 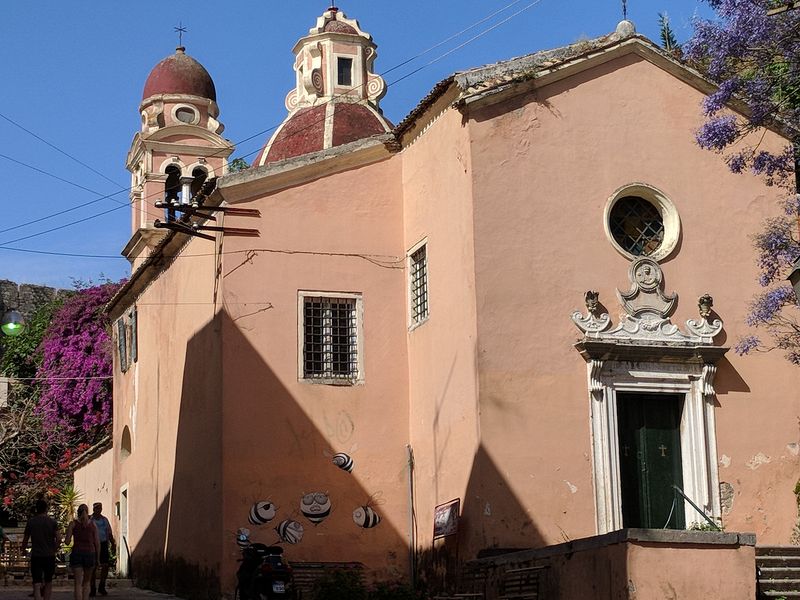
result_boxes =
[758,547,800,596]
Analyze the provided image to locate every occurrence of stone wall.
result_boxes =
[0,279,69,320]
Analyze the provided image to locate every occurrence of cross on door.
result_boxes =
[659,444,668,457]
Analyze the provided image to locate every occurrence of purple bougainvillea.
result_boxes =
[36,282,121,444]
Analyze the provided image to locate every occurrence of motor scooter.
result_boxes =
[236,543,296,599]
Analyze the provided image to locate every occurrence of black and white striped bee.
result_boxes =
[248,501,277,525]
[332,452,355,473]
[236,527,251,548]
[300,492,331,525]
[352,505,381,529]
[275,519,304,544]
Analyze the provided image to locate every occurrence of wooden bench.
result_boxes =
[1,542,30,583]
[498,565,545,600]
[288,561,364,598]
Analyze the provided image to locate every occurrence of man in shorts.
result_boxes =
[21,499,60,600]
[90,502,115,596]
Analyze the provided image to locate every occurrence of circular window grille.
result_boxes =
[609,196,665,257]
[175,107,198,124]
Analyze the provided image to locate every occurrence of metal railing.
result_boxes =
[667,484,721,531]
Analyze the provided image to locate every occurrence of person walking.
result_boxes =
[65,504,100,600]
[90,502,115,596]
[21,499,60,600]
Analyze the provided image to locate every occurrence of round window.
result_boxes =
[609,196,664,257]
[603,184,680,261]
[175,106,198,124]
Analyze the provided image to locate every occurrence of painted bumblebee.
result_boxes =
[352,505,381,529]
[300,492,331,525]
[248,501,277,525]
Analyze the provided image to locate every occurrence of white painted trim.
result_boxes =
[157,156,186,175]
[185,161,215,179]
[589,360,721,534]
[603,182,681,262]
[170,103,200,126]
[297,290,365,385]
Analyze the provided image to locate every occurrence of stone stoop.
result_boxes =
[757,546,800,598]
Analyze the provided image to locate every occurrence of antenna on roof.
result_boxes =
[622,0,628,20]
[174,22,188,48]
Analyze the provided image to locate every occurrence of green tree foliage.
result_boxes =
[658,12,680,54]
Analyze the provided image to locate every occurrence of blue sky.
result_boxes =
[0,1,714,288]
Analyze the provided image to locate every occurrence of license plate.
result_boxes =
[272,582,285,594]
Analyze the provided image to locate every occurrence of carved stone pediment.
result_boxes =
[571,258,723,346]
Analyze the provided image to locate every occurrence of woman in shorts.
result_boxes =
[65,504,100,600]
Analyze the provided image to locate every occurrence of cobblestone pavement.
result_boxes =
[0,581,177,600]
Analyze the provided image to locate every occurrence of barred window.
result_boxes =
[302,296,359,381]
[609,196,664,257]
[410,244,429,325]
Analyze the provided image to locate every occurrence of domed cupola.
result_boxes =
[142,46,217,102]
[139,46,224,135]
[254,7,392,166]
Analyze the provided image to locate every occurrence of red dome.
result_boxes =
[323,20,358,34]
[258,103,390,165]
[142,47,216,102]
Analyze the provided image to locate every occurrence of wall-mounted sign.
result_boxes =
[433,498,460,539]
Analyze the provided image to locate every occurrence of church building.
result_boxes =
[107,7,800,599]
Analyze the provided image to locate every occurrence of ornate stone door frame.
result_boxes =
[587,359,721,533]
[571,258,727,534]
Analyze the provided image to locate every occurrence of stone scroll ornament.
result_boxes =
[571,258,722,344]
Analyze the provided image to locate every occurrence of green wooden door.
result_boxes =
[618,393,685,529]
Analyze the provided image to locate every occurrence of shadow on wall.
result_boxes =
[132,312,224,600]
[131,311,409,599]
[129,309,552,599]
[415,444,546,596]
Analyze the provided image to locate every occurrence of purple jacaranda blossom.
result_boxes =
[695,115,739,150]
[753,217,800,287]
[687,0,798,181]
[746,286,796,326]
[735,335,761,355]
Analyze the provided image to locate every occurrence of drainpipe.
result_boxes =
[406,444,416,591]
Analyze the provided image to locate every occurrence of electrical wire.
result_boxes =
[0,0,543,248]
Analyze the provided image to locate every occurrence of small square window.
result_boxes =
[337,57,353,86]
[410,244,429,326]
[300,294,361,383]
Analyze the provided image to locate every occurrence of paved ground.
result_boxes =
[0,581,177,600]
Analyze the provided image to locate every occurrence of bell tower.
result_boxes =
[124,46,233,266]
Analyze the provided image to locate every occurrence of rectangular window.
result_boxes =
[301,294,361,382]
[409,244,429,326]
[337,57,353,86]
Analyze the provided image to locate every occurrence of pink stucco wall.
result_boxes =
[73,449,113,521]
[113,237,223,592]
[465,52,799,548]
[401,103,482,554]
[218,156,411,588]
[112,37,799,599]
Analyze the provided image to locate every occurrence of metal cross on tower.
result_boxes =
[174,22,188,47]
[622,0,628,20]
